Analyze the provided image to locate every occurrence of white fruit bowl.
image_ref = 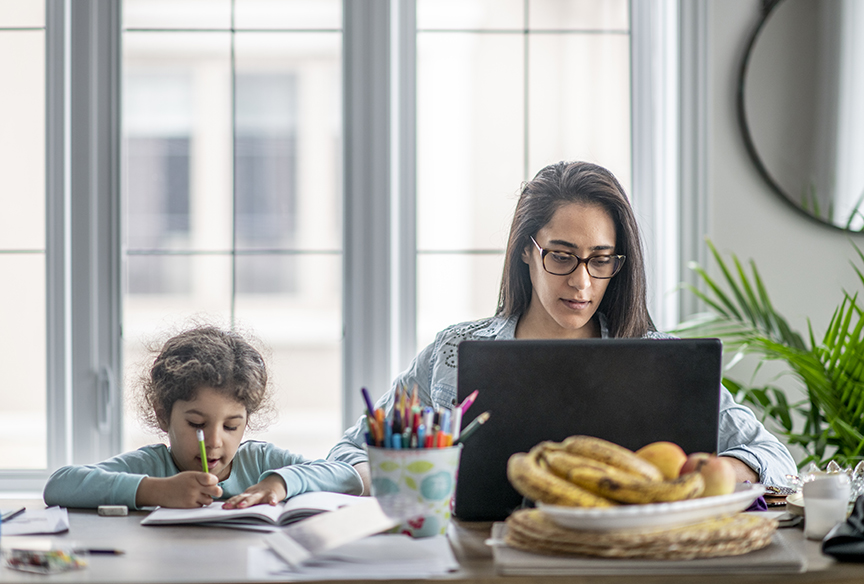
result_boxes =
[536,483,765,532]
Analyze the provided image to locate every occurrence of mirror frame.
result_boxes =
[736,0,852,232]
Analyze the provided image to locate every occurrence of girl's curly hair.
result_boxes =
[137,325,275,433]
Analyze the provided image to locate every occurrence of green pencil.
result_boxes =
[454,411,490,445]
[197,429,209,473]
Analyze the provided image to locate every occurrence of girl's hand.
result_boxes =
[222,474,287,509]
[136,472,222,508]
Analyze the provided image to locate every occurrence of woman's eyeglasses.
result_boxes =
[530,236,625,279]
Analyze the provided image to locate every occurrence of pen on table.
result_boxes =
[459,390,479,415]
[74,548,125,555]
[1,506,26,522]
[197,429,209,473]
[453,411,490,445]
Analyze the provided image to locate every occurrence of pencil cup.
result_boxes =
[367,445,462,538]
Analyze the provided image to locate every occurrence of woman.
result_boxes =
[328,161,796,494]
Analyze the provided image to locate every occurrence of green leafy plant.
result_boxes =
[674,240,864,469]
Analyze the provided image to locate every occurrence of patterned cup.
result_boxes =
[367,445,462,538]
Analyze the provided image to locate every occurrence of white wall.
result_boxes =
[707,0,863,342]
[703,1,864,463]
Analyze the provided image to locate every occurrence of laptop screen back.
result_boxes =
[453,338,722,521]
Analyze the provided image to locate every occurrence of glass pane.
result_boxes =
[528,33,632,194]
[0,0,44,27]
[417,0,524,30]
[0,30,44,250]
[417,253,504,350]
[123,0,231,30]
[416,32,524,252]
[235,32,342,251]
[122,254,233,451]
[235,0,341,30]
[529,0,629,30]
[0,254,46,469]
[123,32,233,251]
[234,254,342,459]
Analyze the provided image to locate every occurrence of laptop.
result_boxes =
[453,338,722,521]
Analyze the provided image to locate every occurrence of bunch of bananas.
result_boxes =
[507,435,705,507]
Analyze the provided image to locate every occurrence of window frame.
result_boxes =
[0,0,707,489]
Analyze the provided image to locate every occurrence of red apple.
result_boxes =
[680,453,736,497]
[679,452,711,476]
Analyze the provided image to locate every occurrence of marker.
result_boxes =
[360,387,376,417]
[451,407,463,441]
[453,411,490,445]
[1,507,25,522]
[197,429,209,473]
[459,390,479,415]
[74,548,125,555]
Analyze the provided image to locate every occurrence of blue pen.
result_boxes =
[392,434,402,449]
[384,418,393,447]
[440,409,451,435]
[416,424,426,448]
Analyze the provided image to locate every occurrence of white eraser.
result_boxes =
[98,505,128,516]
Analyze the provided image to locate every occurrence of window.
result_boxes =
[0,1,46,471]
[0,0,689,484]
[415,0,632,348]
[121,0,344,458]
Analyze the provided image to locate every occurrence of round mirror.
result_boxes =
[738,0,864,231]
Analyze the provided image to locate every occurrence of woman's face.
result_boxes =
[518,202,617,339]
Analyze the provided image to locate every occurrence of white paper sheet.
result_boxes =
[0,507,69,536]
[248,534,460,580]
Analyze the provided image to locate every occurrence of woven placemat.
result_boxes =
[504,509,777,560]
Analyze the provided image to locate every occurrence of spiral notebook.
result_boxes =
[454,338,723,521]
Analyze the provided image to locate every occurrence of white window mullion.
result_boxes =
[68,0,122,464]
[391,0,416,382]
[631,0,681,332]
[342,0,393,425]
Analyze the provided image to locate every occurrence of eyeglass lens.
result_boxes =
[543,251,621,278]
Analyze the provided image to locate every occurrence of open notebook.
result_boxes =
[140,491,364,530]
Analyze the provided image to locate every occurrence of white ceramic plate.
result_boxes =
[786,492,804,517]
[537,483,765,532]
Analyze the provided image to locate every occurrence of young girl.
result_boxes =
[44,326,362,509]
[328,160,797,494]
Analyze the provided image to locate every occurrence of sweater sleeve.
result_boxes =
[42,446,175,509]
[251,442,363,497]
[717,388,798,486]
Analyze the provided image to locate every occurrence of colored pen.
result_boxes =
[74,548,125,555]
[1,507,25,522]
[454,411,490,445]
[451,407,463,441]
[361,387,376,418]
[196,429,209,473]
[459,390,479,415]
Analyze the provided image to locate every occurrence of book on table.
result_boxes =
[140,491,365,529]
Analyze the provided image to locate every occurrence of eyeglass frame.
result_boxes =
[529,236,626,279]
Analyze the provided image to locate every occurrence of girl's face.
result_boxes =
[518,202,617,339]
[159,386,247,482]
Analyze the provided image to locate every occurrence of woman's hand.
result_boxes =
[721,456,759,483]
[136,472,222,508]
[222,474,287,509]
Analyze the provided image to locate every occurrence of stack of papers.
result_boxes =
[0,507,69,536]
[249,535,460,580]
